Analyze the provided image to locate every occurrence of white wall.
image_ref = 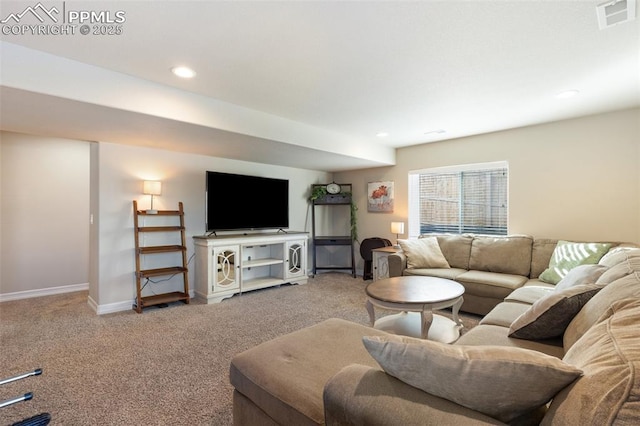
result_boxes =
[336,108,640,270]
[0,132,90,297]
[91,142,331,312]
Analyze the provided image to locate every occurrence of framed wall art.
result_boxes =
[367,181,394,213]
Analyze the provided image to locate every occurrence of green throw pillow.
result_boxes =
[539,241,612,284]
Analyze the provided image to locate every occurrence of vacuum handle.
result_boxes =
[0,392,33,409]
[0,368,42,386]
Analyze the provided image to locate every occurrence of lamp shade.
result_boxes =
[391,222,405,235]
[143,180,162,196]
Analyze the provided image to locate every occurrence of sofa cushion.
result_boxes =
[399,237,450,269]
[505,286,555,304]
[508,284,602,340]
[554,264,608,291]
[480,301,531,327]
[468,235,533,276]
[543,298,640,425]
[595,247,640,285]
[457,270,529,297]
[456,324,564,358]
[362,334,582,423]
[597,244,640,268]
[403,267,467,280]
[564,270,640,350]
[425,233,474,270]
[324,364,509,426]
[538,241,612,284]
[523,279,556,289]
[530,239,559,279]
[230,318,386,425]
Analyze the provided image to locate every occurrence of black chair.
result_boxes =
[359,237,392,280]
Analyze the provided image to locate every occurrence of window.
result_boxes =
[408,161,508,237]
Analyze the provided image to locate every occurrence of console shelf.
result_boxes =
[193,232,308,304]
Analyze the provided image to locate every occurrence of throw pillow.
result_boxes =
[362,334,582,423]
[398,237,450,269]
[538,241,612,284]
[554,264,608,292]
[508,284,602,340]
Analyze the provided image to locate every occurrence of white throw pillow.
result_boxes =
[398,237,450,269]
[554,264,608,292]
[363,334,582,423]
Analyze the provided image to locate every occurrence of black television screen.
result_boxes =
[206,171,289,232]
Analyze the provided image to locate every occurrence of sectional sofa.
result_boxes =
[388,234,625,315]
[230,240,640,425]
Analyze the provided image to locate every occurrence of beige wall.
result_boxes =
[336,108,640,269]
[0,132,331,309]
[91,142,331,312]
[0,132,90,296]
[3,107,638,306]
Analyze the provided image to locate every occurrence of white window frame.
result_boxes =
[408,161,509,238]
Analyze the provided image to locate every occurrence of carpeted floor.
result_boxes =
[0,273,480,425]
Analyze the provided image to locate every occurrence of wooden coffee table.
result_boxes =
[365,276,465,343]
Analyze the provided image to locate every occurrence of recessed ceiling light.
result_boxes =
[556,89,580,99]
[171,66,196,79]
[376,132,389,138]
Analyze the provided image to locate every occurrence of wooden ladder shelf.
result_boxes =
[132,200,190,313]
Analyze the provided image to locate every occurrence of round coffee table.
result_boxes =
[365,276,465,343]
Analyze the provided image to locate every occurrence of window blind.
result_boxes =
[408,162,508,237]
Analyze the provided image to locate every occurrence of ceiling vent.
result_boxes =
[597,0,636,29]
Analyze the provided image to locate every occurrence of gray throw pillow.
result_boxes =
[509,284,602,340]
[362,334,582,423]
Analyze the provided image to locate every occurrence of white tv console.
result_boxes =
[193,231,308,303]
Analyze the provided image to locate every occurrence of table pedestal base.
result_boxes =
[373,312,462,344]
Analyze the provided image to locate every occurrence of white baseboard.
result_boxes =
[90,290,197,315]
[0,283,89,303]
[90,297,133,315]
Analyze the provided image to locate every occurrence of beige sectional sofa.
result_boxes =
[388,234,622,315]
[230,241,640,425]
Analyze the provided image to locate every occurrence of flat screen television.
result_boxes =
[206,171,289,232]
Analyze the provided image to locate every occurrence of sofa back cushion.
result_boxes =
[596,246,640,284]
[530,239,559,279]
[421,234,473,270]
[564,266,640,350]
[468,235,533,276]
[543,298,640,425]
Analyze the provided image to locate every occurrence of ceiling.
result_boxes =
[1,0,639,171]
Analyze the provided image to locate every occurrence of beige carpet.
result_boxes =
[0,273,480,425]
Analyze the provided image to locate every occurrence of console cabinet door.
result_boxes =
[213,245,240,292]
[285,239,307,279]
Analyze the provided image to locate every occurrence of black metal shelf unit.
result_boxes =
[311,184,356,278]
